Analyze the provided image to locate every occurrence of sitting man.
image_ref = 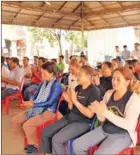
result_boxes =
[23,57,46,101]
[23,57,32,85]
[2,57,24,100]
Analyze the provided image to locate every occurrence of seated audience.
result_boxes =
[93,62,113,97]
[130,59,140,81]
[131,81,140,96]
[2,57,24,100]
[73,67,140,154]
[23,57,32,84]
[51,59,57,64]
[111,58,120,70]
[132,59,140,75]
[39,65,101,154]
[31,56,39,67]
[23,57,46,101]
[125,60,133,68]
[1,56,10,90]
[5,57,10,69]
[12,62,62,153]
[80,55,88,66]
[57,55,65,77]
[68,58,80,89]
[59,58,80,115]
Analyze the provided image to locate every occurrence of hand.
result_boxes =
[92,101,107,115]
[31,67,37,73]
[71,89,77,104]
[88,104,95,113]
[93,75,100,86]
[63,92,71,103]
[2,76,8,83]
[20,101,33,109]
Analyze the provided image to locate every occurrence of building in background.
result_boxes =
[87,26,138,66]
[2,25,27,58]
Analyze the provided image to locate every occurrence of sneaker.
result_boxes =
[24,145,30,151]
[26,145,38,153]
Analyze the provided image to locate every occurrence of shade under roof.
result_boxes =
[2,1,140,31]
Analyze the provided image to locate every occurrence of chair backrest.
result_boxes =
[19,78,25,92]
[90,115,98,130]
[56,92,64,118]
[136,118,140,132]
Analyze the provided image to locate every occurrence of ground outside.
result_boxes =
[2,101,140,155]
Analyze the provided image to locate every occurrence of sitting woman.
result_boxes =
[12,62,62,153]
[111,58,120,70]
[73,67,140,154]
[93,61,113,97]
[131,80,140,96]
[39,65,101,154]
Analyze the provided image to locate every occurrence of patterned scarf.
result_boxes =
[26,78,56,120]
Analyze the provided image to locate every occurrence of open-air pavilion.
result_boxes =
[1,1,140,155]
[2,1,140,31]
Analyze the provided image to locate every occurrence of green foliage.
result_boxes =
[27,27,61,47]
[65,31,87,50]
[27,27,88,54]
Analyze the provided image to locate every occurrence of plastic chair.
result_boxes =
[68,115,98,155]
[88,119,140,155]
[24,93,64,148]
[4,78,25,115]
[137,117,140,145]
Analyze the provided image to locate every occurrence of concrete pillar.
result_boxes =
[134,26,140,43]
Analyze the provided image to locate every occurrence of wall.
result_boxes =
[87,27,136,66]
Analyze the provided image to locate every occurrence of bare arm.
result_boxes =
[2,77,20,86]
[63,91,73,110]
[25,73,32,78]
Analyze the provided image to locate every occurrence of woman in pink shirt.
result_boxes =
[73,67,140,154]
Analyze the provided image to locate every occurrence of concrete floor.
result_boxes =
[2,101,140,155]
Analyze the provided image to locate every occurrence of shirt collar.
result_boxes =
[11,66,19,71]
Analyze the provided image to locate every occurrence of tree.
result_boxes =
[65,31,87,51]
[28,27,63,55]
[28,27,88,56]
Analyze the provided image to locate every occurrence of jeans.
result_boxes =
[23,84,39,101]
[73,126,132,155]
[1,88,17,100]
[39,117,90,154]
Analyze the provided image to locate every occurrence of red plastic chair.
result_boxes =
[3,78,25,115]
[88,119,140,155]
[137,117,140,145]
[24,93,64,148]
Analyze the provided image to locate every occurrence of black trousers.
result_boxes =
[39,116,90,154]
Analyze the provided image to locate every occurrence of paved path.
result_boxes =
[2,101,140,154]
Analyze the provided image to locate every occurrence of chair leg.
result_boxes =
[5,98,10,115]
[17,95,22,105]
[37,126,42,146]
[130,149,134,155]
[68,140,74,155]
[2,99,5,111]
[24,137,28,148]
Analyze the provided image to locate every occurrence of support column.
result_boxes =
[134,26,140,43]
